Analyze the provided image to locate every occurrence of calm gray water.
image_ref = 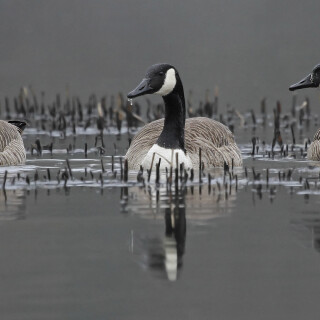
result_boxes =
[2,1,320,319]
[1,110,320,319]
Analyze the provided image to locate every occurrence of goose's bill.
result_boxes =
[127,78,154,98]
[289,73,317,91]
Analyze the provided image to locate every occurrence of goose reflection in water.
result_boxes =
[163,191,186,281]
[121,179,238,281]
[121,187,186,281]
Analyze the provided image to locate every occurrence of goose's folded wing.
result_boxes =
[125,119,164,169]
[0,121,26,166]
[0,137,26,166]
[185,118,242,167]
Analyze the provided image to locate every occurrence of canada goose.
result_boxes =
[289,64,320,161]
[125,64,242,170]
[0,120,26,166]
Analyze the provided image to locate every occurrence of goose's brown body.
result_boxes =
[125,117,242,170]
[307,128,320,161]
[0,121,26,166]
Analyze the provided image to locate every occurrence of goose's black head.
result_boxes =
[127,64,180,99]
[289,64,320,91]
[8,120,27,134]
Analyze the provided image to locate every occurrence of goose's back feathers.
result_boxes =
[184,118,242,168]
[126,117,242,169]
[0,120,26,166]
[307,128,320,161]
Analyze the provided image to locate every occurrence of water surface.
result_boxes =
[1,109,320,319]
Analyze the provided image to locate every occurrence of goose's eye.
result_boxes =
[159,71,164,76]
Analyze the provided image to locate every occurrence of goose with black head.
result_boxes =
[289,64,320,161]
[125,63,242,170]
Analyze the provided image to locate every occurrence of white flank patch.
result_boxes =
[155,68,176,96]
[141,144,192,169]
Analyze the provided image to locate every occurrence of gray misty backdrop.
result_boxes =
[1,0,320,112]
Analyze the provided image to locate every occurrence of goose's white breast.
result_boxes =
[141,144,192,169]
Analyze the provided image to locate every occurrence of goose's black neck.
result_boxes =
[156,80,186,150]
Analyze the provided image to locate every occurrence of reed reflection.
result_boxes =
[291,212,320,254]
[0,189,26,221]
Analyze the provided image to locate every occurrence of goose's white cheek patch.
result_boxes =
[155,68,176,96]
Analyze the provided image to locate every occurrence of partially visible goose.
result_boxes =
[289,64,320,161]
[125,63,242,170]
[0,120,26,166]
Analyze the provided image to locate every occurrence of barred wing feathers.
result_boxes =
[0,121,26,166]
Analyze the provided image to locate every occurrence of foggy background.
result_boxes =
[1,0,320,112]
